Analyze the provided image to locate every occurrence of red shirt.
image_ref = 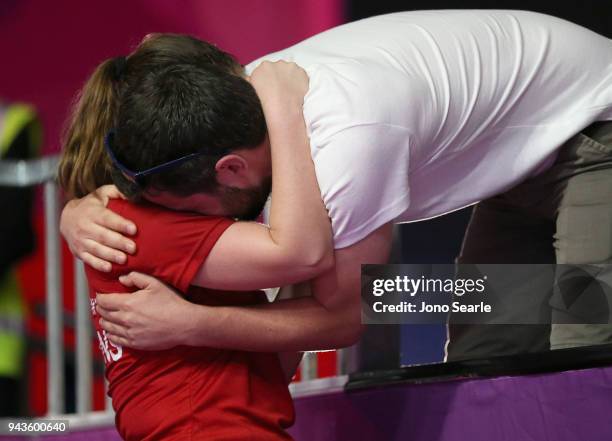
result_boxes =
[86,200,294,441]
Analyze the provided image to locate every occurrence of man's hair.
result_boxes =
[112,61,266,199]
[59,34,266,200]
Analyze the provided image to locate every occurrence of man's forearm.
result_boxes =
[96,224,391,353]
[183,223,393,353]
[184,295,361,352]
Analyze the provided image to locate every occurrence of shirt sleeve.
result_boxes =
[311,123,412,249]
[132,211,235,293]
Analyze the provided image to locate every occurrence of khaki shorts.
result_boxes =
[447,120,612,361]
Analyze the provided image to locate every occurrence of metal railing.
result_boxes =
[0,156,99,416]
[0,156,351,429]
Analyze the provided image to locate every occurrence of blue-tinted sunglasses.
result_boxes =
[104,129,208,186]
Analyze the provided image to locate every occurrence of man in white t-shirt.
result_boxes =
[61,10,612,359]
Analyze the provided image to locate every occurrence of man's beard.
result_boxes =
[218,174,272,221]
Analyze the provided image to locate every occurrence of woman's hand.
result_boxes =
[198,58,335,289]
[60,185,137,272]
[249,60,309,118]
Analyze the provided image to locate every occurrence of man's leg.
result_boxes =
[551,122,612,349]
[446,193,554,361]
[447,121,612,360]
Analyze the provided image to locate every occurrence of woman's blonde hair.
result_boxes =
[59,57,118,199]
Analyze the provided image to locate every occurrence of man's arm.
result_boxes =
[96,222,393,352]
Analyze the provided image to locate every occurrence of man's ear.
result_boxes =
[215,154,249,186]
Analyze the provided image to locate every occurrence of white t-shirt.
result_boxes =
[246,10,612,249]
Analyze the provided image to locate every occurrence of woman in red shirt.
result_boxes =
[58,34,332,440]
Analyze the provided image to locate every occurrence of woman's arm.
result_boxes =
[95,223,393,352]
[61,61,334,289]
[192,61,333,289]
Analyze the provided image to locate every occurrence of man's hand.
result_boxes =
[96,272,193,350]
[60,185,137,272]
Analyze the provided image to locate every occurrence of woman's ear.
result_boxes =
[215,154,249,187]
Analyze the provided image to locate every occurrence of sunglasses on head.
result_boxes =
[104,129,210,186]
